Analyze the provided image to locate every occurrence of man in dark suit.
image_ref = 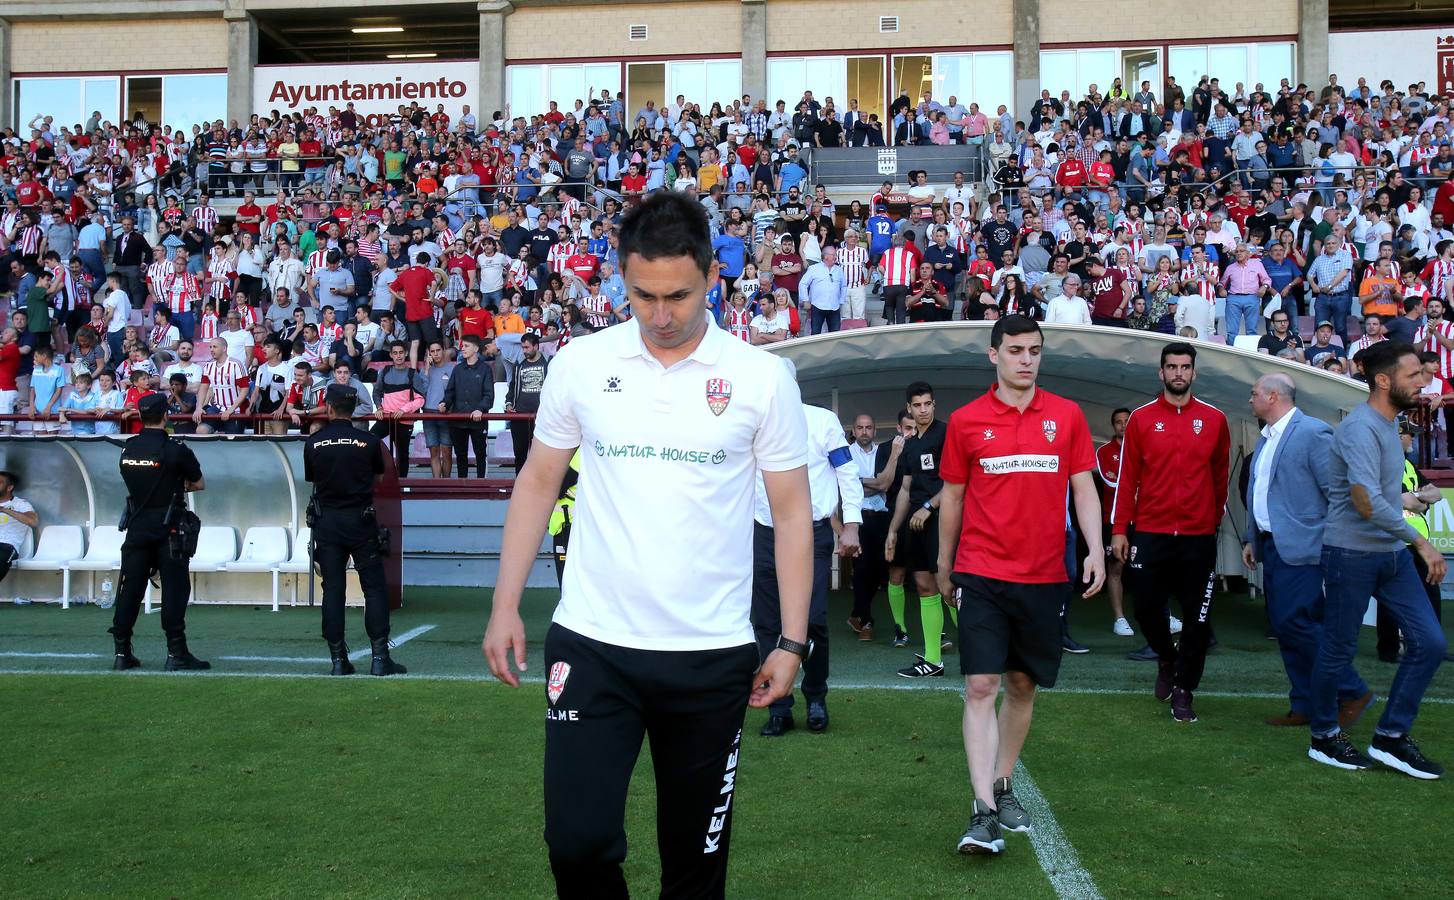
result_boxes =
[111,215,151,309]
[842,99,866,147]
[1243,373,1373,727]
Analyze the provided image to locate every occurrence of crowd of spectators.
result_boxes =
[0,69,1450,471]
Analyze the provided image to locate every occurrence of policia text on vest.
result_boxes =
[110,393,209,671]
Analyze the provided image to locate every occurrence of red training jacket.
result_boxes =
[1110,394,1230,536]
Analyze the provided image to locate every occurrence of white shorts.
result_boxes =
[844,285,867,320]
[0,390,15,415]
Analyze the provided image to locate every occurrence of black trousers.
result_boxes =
[552,519,571,588]
[882,285,909,324]
[851,509,891,622]
[543,624,757,900]
[370,418,411,475]
[511,418,534,470]
[1127,532,1217,692]
[448,426,489,478]
[110,515,191,641]
[0,541,17,584]
[751,518,832,716]
[1376,546,1443,658]
[314,507,389,645]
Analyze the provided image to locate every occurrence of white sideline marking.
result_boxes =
[215,623,438,664]
[1014,761,1104,900]
[0,664,1452,709]
[0,651,104,659]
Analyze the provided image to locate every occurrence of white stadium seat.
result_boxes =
[224,527,292,612]
[1232,335,1262,353]
[189,527,238,572]
[277,527,314,606]
[15,525,84,608]
[66,526,126,608]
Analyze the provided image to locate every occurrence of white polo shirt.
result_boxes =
[754,404,863,526]
[534,313,808,651]
[850,441,888,513]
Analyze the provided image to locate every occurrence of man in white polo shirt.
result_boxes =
[753,390,863,736]
[482,191,814,899]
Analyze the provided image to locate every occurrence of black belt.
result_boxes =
[1257,529,1273,543]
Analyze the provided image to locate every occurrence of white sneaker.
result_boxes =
[1113,617,1134,636]
[1169,615,1183,635]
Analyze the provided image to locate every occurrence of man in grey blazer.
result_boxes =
[1242,373,1374,727]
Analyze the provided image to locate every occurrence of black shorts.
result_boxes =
[899,512,938,573]
[953,572,1068,687]
[405,316,441,346]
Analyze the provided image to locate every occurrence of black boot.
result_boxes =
[164,634,211,671]
[369,637,407,676]
[112,637,140,670]
[328,640,355,676]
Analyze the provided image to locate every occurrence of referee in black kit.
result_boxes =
[304,383,404,677]
[482,191,814,899]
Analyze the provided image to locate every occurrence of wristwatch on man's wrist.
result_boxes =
[776,636,813,659]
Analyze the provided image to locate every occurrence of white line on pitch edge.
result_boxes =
[213,623,438,664]
[1015,761,1104,900]
[0,651,104,659]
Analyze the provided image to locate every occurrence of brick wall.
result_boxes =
[1039,0,1298,43]
[12,18,228,72]
[505,3,742,60]
[767,0,1013,52]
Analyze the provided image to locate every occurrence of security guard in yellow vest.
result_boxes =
[1378,424,1448,661]
[548,451,582,587]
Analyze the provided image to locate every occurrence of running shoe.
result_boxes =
[992,776,1031,833]
[1113,617,1134,636]
[1170,687,1197,723]
[957,800,1005,854]
[941,631,953,650]
[1061,635,1090,654]
[892,628,909,648]
[1368,734,1443,780]
[897,654,945,678]
[1308,733,1374,771]
[1154,660,1175,702]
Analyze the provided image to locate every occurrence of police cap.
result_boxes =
[325,383,358,403]
[137,393,169,417]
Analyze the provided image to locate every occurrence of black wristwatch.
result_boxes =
[776,636,814,660]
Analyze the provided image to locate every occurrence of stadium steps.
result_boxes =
[403,497,555,588]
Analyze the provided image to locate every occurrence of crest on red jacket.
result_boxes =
[1192,418,1203,435]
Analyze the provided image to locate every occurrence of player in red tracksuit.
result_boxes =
[1096,408,1133,637]
[1110,342,1230,724]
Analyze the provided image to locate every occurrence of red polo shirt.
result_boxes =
[1095,438,1122,524]
[940,385,1095,583]
[1055,159,1086,188]
[566,252,599,281]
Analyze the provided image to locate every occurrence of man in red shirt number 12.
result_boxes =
[936,314,1104,856]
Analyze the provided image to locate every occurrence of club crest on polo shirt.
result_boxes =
[1193,418,1203,435]
[706,378,732,416]
[547,661,571,705]
[1042,419,1057,443]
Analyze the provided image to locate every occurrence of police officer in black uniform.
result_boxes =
[111,393,209,671]
[304,383,405,677]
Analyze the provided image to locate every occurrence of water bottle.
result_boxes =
[98,577,115,609]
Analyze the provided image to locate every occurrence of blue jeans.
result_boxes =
[1315,546,1447,738]
[173,310,196,343]
[1225,294,1259,343]
[1261,535,1367,716]
[1313,292,1353,346]
[809,306,840,335]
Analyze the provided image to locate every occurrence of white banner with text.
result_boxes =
[254,61,479,127]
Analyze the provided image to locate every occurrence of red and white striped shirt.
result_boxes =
[435,226,455,249]
[547,242,573,275]
[146,260,171,292]
[306,248,329,277]
[357,239,382,263]
[318,322,343,345]
[1426,259,1454,300]
[725,306,753,341]
[161,270,201,315]
[1183,260,1220,302]
[201,357,249,410]
[1418,319,1454,380]
[17,224,41,256]
[880,246,917,287]
[192,204,218,235]
[838,245,869,289]
[197,312,219,342]
[1363,260,1401,281]
[1348,333,1387,355]
[507,258,531,288]
[236,304,260,331]
[206,254,235,301]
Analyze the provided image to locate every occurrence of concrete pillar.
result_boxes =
[0,19,12,132]
[224,10,257,127]
[1297,0,1329,89]
[741,0,767,103]
[478,0,513,119]
[1011,0,1039,121]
